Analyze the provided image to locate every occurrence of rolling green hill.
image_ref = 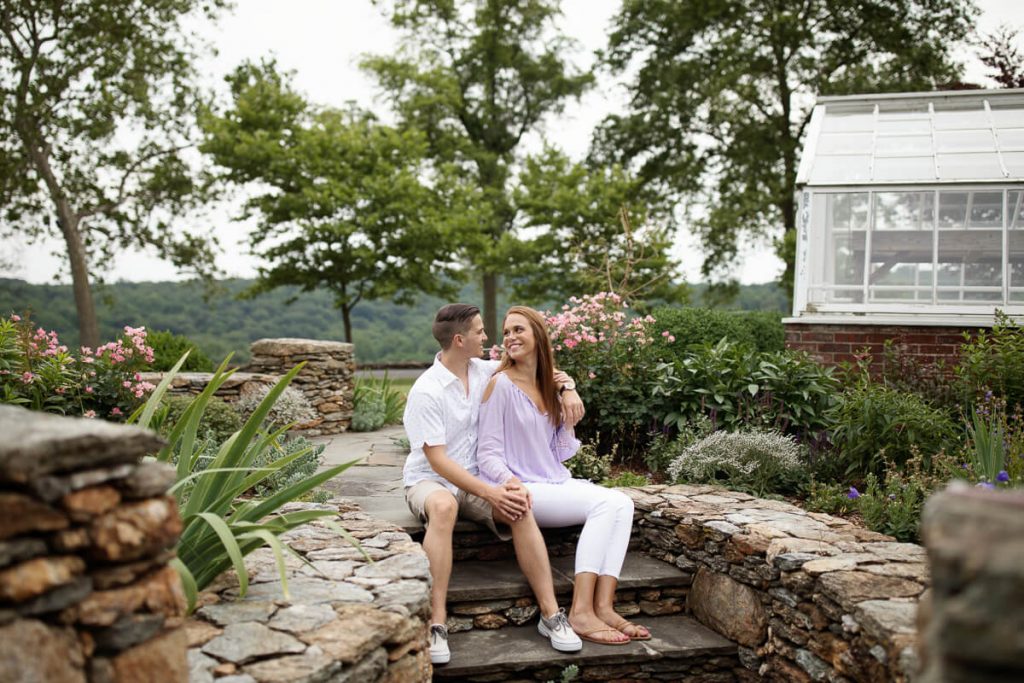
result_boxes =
[0,278,788,364]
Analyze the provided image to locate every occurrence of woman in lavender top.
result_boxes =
[477,306,650,645]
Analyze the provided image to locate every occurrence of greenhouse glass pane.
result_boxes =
[932,109,988,130]
[1011,191,1024,303]
[937,153,1004,180]
[873,156,934,181]
[868,262,934,302]
[1002,151,1024,177]
[874,192,933,230]
[996,129,1024,149]
[874,135,933,155]
[990,107,1024,128]
[812,155,871,182]
[937,228,1003,302]
[938,192,967,229]
[935,129,996,152]
[821,112,875,133]
[969,191,1003,228]
[817,132,873,154]
[825,193,867,302]
[876,118,929,134]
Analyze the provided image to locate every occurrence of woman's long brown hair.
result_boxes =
[497,306,562,427]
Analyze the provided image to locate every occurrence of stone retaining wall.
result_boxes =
[187,500,432,683]
[0,405,186,683]
[627,484,928,682]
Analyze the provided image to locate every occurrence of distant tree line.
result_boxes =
[0,278,788,365]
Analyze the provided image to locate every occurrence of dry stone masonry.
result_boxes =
[0,405,186,683]
[187,501,432,683]
[625,483,929,683]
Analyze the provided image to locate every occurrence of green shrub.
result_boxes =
[602,471,650,487]
[643,415,714,475]
[654,339,839,439]
[666,428,806,496]
[236,384,316,430]
[828,380,959,479]
[650,307,784,364]
[161,394,242,442]
[351,373,406,432]
[147,329,214,372]
[876,340,956,410]
[566,439,614,483]
[956,310,1024,411]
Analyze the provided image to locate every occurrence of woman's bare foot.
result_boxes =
[568,610,630,644]
[596,607,651,640]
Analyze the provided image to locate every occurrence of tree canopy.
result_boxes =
[597,0,978,296]
[362,0,594,339]
[201,61,474,342]
[0,0,227,347]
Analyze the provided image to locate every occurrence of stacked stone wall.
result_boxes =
[626,484,929,683]
[0,405,186,683]
[242,338,355,436]
[784,322,983,370]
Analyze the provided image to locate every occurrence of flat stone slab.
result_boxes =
[550,552,693,591]
[434,614,735,678]
[448,560,574,602]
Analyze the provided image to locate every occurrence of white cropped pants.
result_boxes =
[524,478,635,578]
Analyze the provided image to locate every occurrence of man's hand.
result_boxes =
[486,482,530,520]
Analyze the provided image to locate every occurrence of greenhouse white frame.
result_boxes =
[791,88,1024,324]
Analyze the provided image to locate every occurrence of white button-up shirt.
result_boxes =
[402,354,501,492]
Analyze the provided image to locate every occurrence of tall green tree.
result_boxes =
[201,62,473,342]
[363,0,594,340]
[0,0,228,348]
[597,0,977,297]
[511,147,686,306]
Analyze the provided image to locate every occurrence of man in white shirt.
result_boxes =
[403,303,585,664]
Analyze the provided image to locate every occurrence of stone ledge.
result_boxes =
[626,483,928,683]
[249,339,354,356]
[186,501,431,683]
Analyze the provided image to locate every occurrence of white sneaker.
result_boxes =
[538,608,583,652]
[429,623,450,664]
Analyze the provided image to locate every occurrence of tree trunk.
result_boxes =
[60,216,100,349]
[342,305,353,344]
[482,272,498,346]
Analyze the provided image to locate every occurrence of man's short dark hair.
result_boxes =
[433,304,480,350]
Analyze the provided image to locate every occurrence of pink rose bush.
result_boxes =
[0,313,155,420]
[545,292,675,459]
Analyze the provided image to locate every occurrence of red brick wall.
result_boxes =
[784,322,986,369]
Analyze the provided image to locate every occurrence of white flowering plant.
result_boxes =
[666,428,807,497]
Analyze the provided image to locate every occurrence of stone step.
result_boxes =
[445,552,692,632]
[433,614,739,681]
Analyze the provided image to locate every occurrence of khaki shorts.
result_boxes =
[405,480,511,541]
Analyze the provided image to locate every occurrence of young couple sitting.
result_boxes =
[402,303,649,665]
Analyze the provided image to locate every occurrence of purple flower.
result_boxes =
[960,463,970,469]
[976,481,996,490]
[985,390,993,401]
[888,494,896,501]
[847,486,860,500]
[997,470,1010,483]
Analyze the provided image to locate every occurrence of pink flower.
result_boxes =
[20,371,33,384]
[83,410,96,419]
[662,330,670,337]
[122,380,132,388]
[668,335,676,343]
[110,407,123,417]
[85,386,94,394]
[55,387,66,395]
[588,371,596,379]
[488,345,502,361]
[10,314,20,322]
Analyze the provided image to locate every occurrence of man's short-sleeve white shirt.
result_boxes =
[402,354,501,492]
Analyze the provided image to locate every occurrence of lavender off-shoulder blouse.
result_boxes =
[477,372,581,485]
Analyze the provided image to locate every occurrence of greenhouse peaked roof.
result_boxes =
[797,88,1024,186]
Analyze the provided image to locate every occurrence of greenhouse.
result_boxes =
[791,88,1024,323]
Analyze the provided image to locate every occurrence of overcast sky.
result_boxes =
[7,0,1022,287]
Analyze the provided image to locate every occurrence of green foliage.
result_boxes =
[511,147,685,307]
[956,311,1024,410]
[351,373,407,432]
[0,0,227,345]
[0,313,154,419]
[565,440,614,484]
[362,0,594,336]
[643,415,714,475]
[251,436,331,504]
[655,339,839,438]
[802,480,855,517]
[650,307,784,363]
[876,340,956,410]
[597,0,974,291]
[828,368,960,479]
[667,428,807,497]
[602,471,650,488]
[131,357,360,611]
[161,395,242,443]
[202,61,471,343]
[147,330,214,372]
[959,393,1024,488]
